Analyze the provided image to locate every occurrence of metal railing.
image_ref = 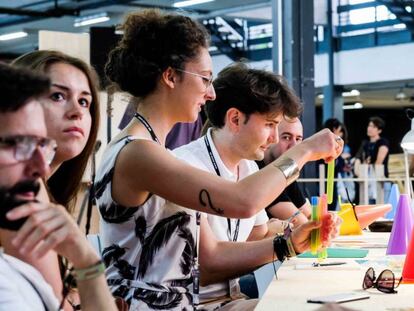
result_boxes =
[297,163,410,205]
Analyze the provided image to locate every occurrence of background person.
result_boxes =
[356,116,389,177]
[355,116,389,203]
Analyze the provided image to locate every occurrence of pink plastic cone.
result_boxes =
[386,194,414,255]
[355,204,392,229]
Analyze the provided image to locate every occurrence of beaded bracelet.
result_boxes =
[72,260,105,281]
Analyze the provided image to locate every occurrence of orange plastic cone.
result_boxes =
[354,203,392,214]
[354,204,375,213]
[402,227,414,284]
[355,204,392,229]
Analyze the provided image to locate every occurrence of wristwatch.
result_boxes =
[273,225,297,262]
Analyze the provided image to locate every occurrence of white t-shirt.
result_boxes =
[173,129,268,301]
[0,248,60,311]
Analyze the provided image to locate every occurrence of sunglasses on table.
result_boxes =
[362,267,402,294]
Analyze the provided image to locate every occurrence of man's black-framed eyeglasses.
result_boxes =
[0,135,57,165]
[362,267,402,294]
[175,68,213,91]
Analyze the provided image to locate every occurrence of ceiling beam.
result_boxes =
[0,6,79,17]
[0,0,136,27]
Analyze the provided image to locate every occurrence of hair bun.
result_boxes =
[105,46,160,97]
[104,9,209,98]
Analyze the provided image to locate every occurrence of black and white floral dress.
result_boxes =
[95,136,197,311]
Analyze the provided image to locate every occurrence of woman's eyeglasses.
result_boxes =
[175,68,213,91]
[0,135,57,165]
[362,267,402,294]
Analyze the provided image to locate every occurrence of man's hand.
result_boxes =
[299,129,344,163]
[266,218,288,235]
[6,201,98,269]
[290,212,340,254]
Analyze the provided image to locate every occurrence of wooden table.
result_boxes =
[256,232,414,310]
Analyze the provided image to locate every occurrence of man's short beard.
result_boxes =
[0,180,40,231]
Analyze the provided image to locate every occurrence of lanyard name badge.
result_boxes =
[204,135,242,299]
[204,135,240,242]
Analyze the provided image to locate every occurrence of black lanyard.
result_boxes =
[134,112,160,144]
[204,135,240,242]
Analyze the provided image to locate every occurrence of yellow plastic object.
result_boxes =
[326,161,335,204]
[338,204,363,235]
[339,202,352,211]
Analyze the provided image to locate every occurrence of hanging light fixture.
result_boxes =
[74,12,110,27]
[173,0,214,8]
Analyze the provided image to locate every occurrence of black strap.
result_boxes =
[204,135,240,242]
[134,112,160,144]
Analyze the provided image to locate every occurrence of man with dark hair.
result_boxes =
[323,118,342,136]
[173,63,304,305]
[0,63,117,311]
[205,62,302,128]
[369,116,385,132]
[0,62,50,113]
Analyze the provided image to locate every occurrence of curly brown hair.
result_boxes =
[206,62,303,128]
[105,9,210,98]
[12,50,100,213]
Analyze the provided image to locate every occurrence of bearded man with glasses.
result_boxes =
[0,63,117,311]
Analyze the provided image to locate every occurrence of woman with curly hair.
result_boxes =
[97,9,342,310]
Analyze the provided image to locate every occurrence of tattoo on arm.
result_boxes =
[199,189,224,215]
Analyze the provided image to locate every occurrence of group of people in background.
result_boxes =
[5,8,397,311]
